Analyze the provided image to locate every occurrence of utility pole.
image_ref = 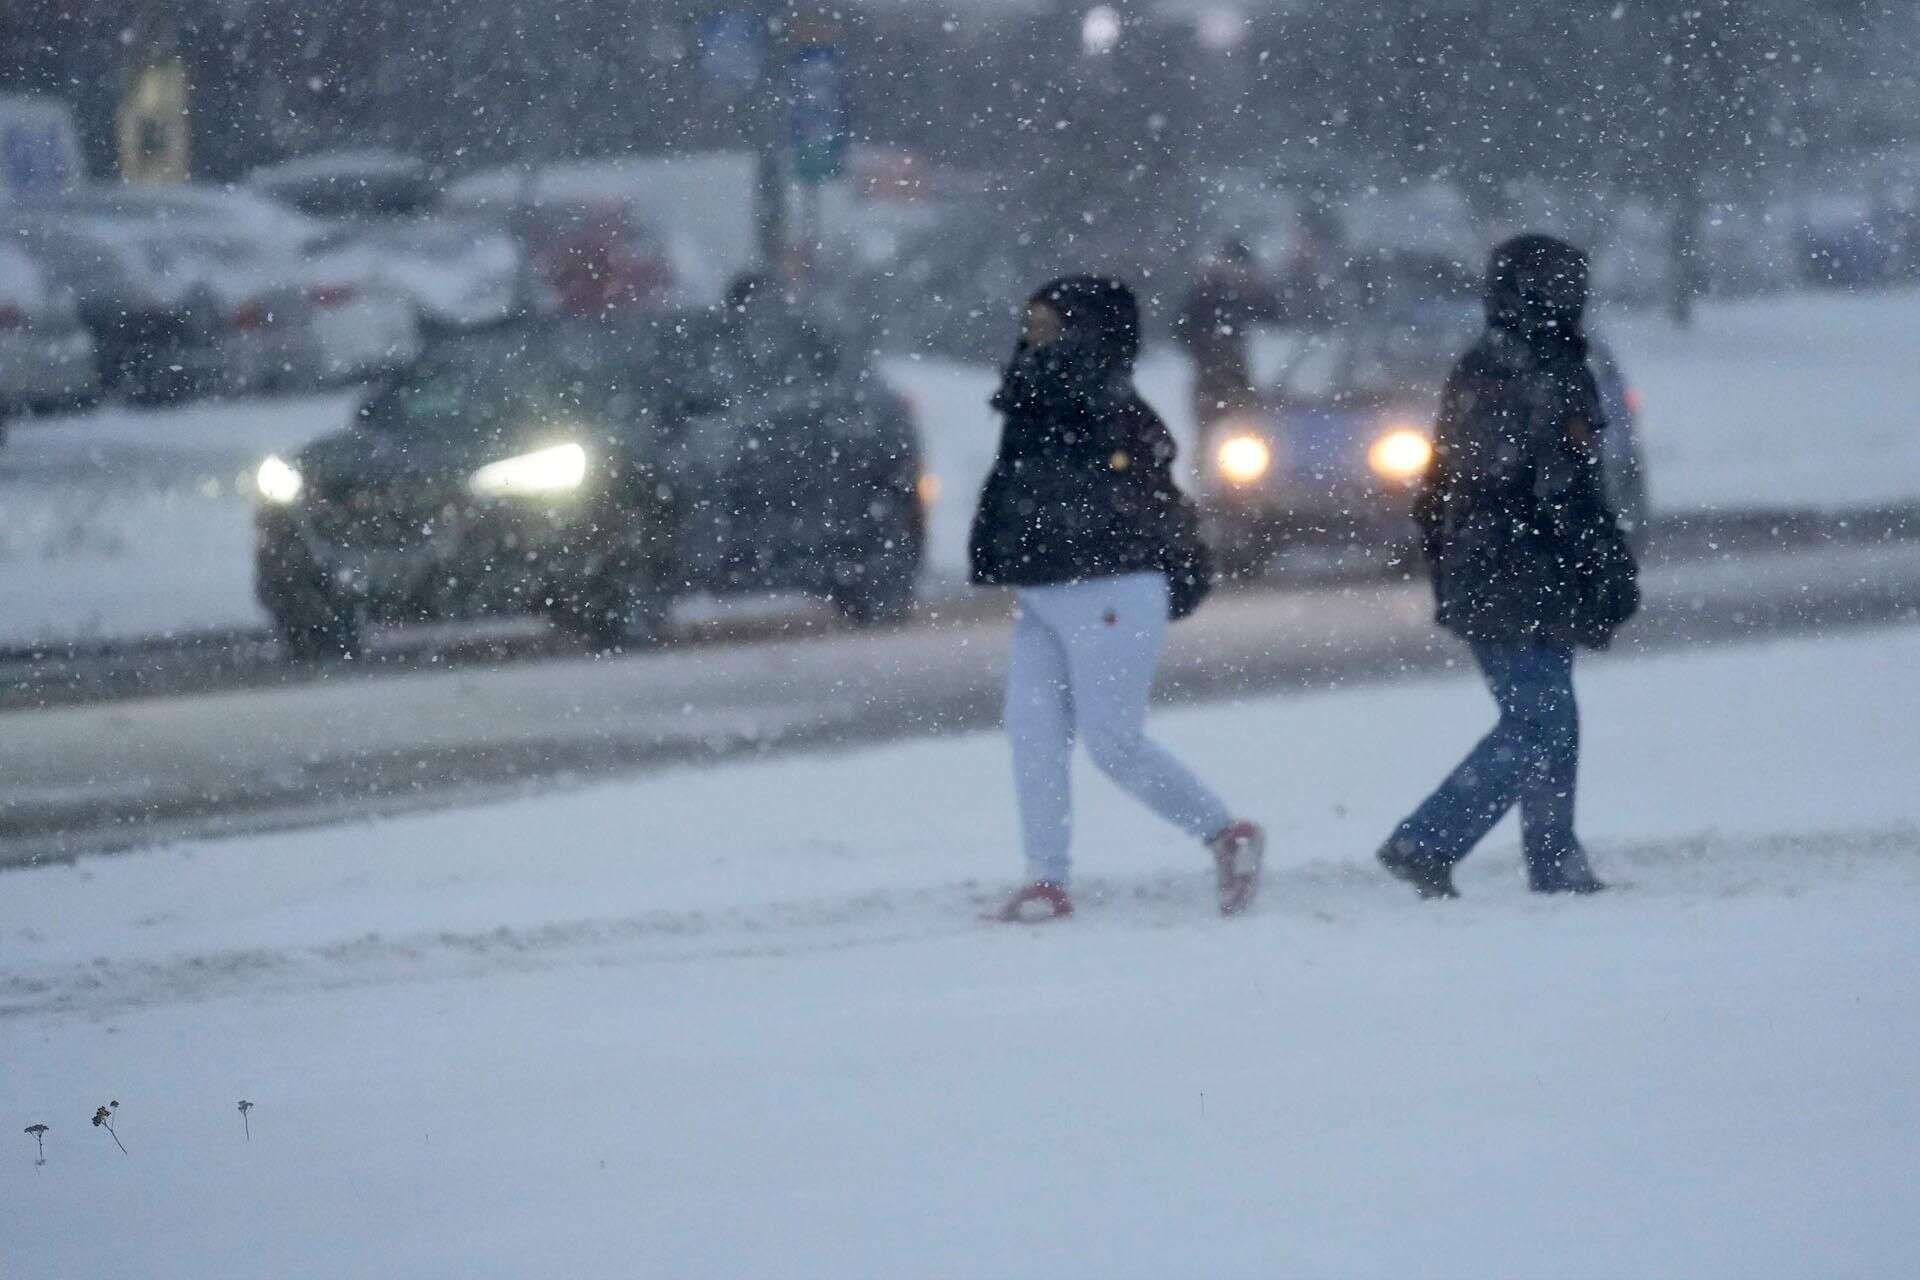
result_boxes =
[752,1,787,271]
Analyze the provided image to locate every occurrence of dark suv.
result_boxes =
[254,312,924,658]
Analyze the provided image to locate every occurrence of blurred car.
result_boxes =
[301,217,520,331]
[0,238,99,431]
[130,225,422,393]
[522,201,676,317]
[5,184,414,400]
[30,183,319,247]
[1199,301,1649,572]
[254,151,522,331]
[253,310,924,658]
[248,148,436,219]
[3,214,223,402]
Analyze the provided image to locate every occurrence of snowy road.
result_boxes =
[5,623,1918,1278]
[5,539,1919,864]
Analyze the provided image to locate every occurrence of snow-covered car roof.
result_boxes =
[28,184,320,247]
[249,149,435,217]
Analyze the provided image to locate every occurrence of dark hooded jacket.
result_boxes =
[1415,235,1635,646]
[969,277,1207,602]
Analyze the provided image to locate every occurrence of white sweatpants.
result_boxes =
[1006,571,1234,884]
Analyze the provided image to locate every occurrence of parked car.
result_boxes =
[0,239,99,434]
[5,184,417,401]
[248,148,436,219]
[522,201,676,318]
[1199,300,1649,572]
[3,214,222,402]
[254,152,522,330]
[121,224,421,394]
[253,309,924,658]
[30,183,319,248]
[302,216,520,331]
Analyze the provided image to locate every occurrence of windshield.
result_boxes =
[1347,307,1478,395]
[364,332,634,438]
[1279,307,1477,400]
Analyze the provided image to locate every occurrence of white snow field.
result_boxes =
[5,625,1919,1278]
[4,285,1920,646]
[0,391,359,646]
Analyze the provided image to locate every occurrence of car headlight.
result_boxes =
[1367,428,1432,483]
[469,442,589,498]
[256,454,303,504]
[1214,432,1273,486]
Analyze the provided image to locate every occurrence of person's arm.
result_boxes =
[1528,362,1605,510]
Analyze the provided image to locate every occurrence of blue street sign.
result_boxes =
[789,44,848,185]
[697,13,766,96]
[2,122,73,199]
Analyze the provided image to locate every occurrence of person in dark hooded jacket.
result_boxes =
[971,276,1264,922]
[1377,234,1634,899]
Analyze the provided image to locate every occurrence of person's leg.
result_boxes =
[1005,596,1077,886]
[1035,573,1235,842]
[1509,646,1596,890]
[1388,642,1541,869]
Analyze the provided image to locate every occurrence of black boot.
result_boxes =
[1377,837,1459,900]
[1529,845,1607,895]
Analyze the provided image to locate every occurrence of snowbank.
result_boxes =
[5,626,1919,1277]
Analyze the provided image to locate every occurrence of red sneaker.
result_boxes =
[990,880,1074,923]
[1208,821,1266,916]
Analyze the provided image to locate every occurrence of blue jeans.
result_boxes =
[1393,642,1580,881]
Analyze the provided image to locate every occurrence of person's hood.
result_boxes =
[1484,233,1589,356]
[1029,274,1141,373]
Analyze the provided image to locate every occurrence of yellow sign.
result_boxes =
[117,58,190,185]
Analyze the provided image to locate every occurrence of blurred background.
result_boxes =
[2,0,1918,672]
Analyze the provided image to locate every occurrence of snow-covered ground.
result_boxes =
[6,286,1920,647]
[0,392,358,646]
[5,625,1918,1277]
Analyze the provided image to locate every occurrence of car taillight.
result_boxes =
[230,301,271,331]
[1625,386,1645,418]
[0,305,28,330]
[307,283,359,308]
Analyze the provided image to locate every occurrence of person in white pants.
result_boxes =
[969,275,1264,922]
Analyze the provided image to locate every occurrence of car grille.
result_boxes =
[307,481,446,552]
